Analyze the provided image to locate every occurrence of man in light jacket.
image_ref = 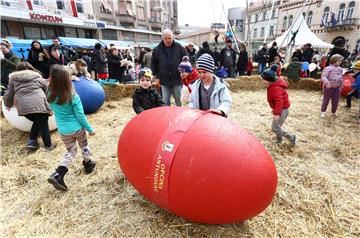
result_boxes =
[189,53,232,117]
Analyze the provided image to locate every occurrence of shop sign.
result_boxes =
[83,21,97,28]
[96,22,105,28]
[29,12,63,23]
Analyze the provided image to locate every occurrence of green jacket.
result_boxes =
[284,62,302,81]
[1,52,20,91]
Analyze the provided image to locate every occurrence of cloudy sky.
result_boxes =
[178,0,246,27]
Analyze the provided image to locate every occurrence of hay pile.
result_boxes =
[102,76,321,98]
[1,89,359,237]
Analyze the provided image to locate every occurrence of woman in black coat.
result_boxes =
[236,43,248,76]
[108,48,126,81]
[27,40,50,78]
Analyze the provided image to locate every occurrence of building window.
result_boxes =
[76,28,86,38]
[100,0,112,14]
[1,21,9,37]
[322,6,330,25]
[356,39,360,52]
[41,27,56,39]
[76,0,83,13]
[137,6,145,20]
[338,3,345,22]
[151,10,161,22]
[153,34,161,43]
[119,1,135,16]
[65,27,77,37]
[346,1,355,20]
[125,2,134,16]
[307,11,313,25]
[253,28,257,39]
[102,29,117,40]
[137,33,149,43]
[33,0,44,6]
[288,15,293,27]
[260,27,265,37]
[122,31,135,41]
[23,25,41,39]
[263,11,266,20]
[269,25,274,37]
[271,9,276,19]
[56,0,65,10]
[282,16,287,29]
[255,14,258,22]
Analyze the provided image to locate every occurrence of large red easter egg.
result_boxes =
[117,107,277,224]
[341,74,355,97]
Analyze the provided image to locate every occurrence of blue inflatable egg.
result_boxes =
[72,76,105,114]
[302,62,309,71]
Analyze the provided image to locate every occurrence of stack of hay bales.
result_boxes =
[102,76,321,101]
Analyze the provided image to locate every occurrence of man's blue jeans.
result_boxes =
[161,85,182,106]
[258,63,266,74]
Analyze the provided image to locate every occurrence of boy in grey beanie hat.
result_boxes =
[188,54,232,117]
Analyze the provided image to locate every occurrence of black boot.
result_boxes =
[48,166,68,191]
[345,95,351,108]
[83,160,96,174]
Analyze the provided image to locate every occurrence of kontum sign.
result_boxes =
[29,13,63,23]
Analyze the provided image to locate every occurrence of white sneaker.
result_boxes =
[320,112,326,118]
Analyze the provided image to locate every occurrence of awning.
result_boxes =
[100,39,133,49]
[59,37,106,49]
[1,38,52,59]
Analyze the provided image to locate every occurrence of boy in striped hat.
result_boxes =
[189,53,232,117]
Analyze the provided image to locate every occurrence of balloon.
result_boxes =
[302,62,309,71]
[1,101,57,132]
[72,76,105,114]
[118,107,278,224]
[308,63,317,72]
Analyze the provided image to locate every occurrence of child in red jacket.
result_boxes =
[247,56,254,76]
[178,56,199,103]
[261,65,297,145]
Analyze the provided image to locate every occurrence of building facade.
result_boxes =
[245,0,281,53]
[1,0,180,46]
[276,0,360,52]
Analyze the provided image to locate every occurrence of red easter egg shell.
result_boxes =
[341,74,355,97]
[118,106,277,224]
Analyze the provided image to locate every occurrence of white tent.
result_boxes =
[274,15,334,49]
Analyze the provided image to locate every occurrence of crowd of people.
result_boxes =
[1,28,359,191]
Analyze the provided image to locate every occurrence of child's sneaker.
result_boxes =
[48,166,68,191]
[275,137,283,144]
[289,134,297,146]
[26,139,39,150]
[83,160,96,174]
[320,112,326,118]
[45,143,57,151]
[331,113,337,117]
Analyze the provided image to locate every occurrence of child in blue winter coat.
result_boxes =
[47,65,96,191]
[345,61,360,120]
